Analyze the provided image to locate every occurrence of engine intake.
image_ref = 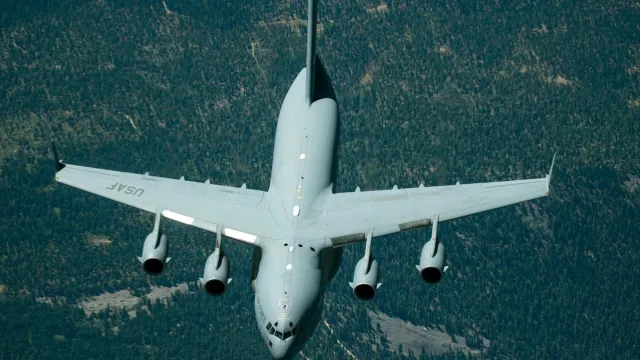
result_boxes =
[200,249,231,296]
[137,231,169,275]
[349,257,381,301]
[417,239,446,283]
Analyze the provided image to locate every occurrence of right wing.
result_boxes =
[52,143,281,245]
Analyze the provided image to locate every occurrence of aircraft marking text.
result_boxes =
[106,182,145,197]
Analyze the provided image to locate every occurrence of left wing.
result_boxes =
[302,156,555,247]
[52,144,280,245]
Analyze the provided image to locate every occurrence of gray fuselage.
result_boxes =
[254,68,340,359]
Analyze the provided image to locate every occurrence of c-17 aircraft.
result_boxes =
[51,0,555,358]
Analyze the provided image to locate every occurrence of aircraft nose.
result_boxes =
[268,340,295,360]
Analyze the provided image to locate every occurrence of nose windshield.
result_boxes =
[265,321,300,340]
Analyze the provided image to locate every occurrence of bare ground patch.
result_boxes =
[77,283,189,316]
[85,233,112,246]
[545,74,573,86]
[366,3,389,14]
[78,289,140,316]
[146,283,189,303]
[368,310,489,356]
[360,62,380,87]
[624,175,640,193]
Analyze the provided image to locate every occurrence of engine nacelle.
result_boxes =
[417,239,446,283]
[200,249,231,296]
[349,257,381,301]
[137,231,169,275]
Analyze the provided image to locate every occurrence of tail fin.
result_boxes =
[305,0,317,105]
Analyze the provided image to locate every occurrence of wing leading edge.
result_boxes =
[303,155,556,247]
[52,143,280,245]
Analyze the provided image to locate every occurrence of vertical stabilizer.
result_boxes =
[305,0,318,105]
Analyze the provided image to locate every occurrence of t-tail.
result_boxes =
[305,0,318,105]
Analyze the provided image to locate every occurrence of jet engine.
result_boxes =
[200,249,231,296]
[349,257,381,301]
[417,238,446,283]
[137,230,170,275]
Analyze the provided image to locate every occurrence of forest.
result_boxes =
[0,0,639,359]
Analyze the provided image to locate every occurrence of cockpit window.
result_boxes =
[267,321,301,340]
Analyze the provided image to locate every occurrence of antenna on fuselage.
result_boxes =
[305,0,318,105]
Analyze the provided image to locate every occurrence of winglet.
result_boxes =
[51,140,66,172]
[545,153,556,196]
